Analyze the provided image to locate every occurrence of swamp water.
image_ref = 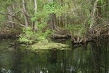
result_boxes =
[0,39,109,73]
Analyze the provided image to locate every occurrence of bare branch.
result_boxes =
[6,21,26,27]
[0,12,24,25]
[90,0,98,29]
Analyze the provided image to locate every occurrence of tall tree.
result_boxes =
[33,0,38,32]
[22,0,28,27]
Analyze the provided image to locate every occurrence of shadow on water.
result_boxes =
[0,39,109,73]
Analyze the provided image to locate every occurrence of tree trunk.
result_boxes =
[7,6,14,28]
[22,0,28,27]
[48,13,57,31]
[90,0,98,29]
[33,0,38,32]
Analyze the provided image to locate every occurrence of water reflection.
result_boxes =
[0,44,73,73]
[0,39,109,73]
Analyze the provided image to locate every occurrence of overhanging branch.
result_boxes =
[6,21,26,27]
[0,12,24,25]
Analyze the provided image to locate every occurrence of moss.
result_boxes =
[28,42,70,51]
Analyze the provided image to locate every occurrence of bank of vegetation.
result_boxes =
[0,0,109,49]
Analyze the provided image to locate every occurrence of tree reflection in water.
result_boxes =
[0,39,109,73]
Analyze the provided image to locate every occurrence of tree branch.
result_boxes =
[6,21,26,27]
[0,12,24,25]
[90,0,98,29]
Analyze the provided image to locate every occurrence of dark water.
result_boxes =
[0,39,109,73]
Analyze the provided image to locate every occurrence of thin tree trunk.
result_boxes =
[22,0,28,27]
[96,0,102,25]
[48,13,57,30]
[7,6,14,28]
[33,0,38,32]
[47,0,57,31]
[90,0,98,29]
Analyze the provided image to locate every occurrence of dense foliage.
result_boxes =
[0,0,109,73]
[0,0,109,42]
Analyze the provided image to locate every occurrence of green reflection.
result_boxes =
[0,39,109,73]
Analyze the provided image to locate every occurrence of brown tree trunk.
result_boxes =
[48,13,57,30]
